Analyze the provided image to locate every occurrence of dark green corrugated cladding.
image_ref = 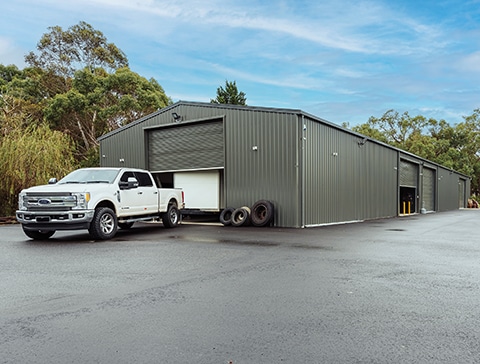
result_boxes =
[98,101,470,227]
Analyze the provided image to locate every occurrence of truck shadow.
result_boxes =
[22,223,176,245]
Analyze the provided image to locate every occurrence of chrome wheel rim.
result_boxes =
[100,213,114,234]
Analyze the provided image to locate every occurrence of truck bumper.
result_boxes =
[16,210,95,231]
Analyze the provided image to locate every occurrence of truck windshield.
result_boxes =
[58,169,120,184]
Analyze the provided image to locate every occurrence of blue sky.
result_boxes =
[1,0,480,126]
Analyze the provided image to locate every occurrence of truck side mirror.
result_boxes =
[119,177,139,190]
[48,178,58,184]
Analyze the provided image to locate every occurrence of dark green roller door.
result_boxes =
[422,167,435,211]
[400,160,418,187]
[459,179,466,208]
[148,119,224,171]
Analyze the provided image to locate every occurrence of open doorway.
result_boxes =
[400,187,416,214]
[152,172,174,188]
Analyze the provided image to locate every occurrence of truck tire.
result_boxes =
[88,207,118,240]
[22,226,55,240]
[231,206,251,227]
[162,204,180,228]
[251,200,274,227]
[219,207,235,226]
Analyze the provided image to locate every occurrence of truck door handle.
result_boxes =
[138,191,143,195]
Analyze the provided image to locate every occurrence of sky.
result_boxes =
[1,0,480,126]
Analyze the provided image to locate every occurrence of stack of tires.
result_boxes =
[219,200,274,227]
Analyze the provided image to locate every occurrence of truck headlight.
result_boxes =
[18,192,26,210]
[73,192,90,210]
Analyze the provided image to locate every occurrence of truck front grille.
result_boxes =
[24,193,77,211]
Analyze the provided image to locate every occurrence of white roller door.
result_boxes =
[174,170,220,210]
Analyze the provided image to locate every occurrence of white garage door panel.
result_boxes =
[174,171,220,210]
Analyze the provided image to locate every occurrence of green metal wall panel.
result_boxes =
[437,167,462,211]
[99,101,471,227]
[100,123,148,168]
[459,179,466,208]
[303,119,397,226]
[223,110,300,228]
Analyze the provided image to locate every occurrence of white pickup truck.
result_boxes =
[16,167,184,240]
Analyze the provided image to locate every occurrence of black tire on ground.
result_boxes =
[231,206,251,227]
[162,204,180,228]
[250,200,274,227]
[88,207,118,240]
[219,207,235,226]
[22,226,55,240]
[118,222,134,230]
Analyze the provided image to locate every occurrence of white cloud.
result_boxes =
[2,0,477,125]
[74,0,445,56]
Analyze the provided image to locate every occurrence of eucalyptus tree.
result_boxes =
[350,109,480,195]
[44,67,171,163]
[25,21,128,79]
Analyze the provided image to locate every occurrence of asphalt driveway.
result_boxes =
[1,210,480,363]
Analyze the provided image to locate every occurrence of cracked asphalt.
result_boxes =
[1,210,480,363]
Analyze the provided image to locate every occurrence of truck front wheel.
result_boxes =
[162,204,180,228]
[22,226,55,240]
[89,207,118,240]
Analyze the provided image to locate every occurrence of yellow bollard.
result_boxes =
[403,201,406,214]
[408,201,411,215]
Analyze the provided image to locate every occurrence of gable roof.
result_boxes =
[97,100,469,178]
[98,100,323,141]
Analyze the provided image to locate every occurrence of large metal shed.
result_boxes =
[98,101,470,227]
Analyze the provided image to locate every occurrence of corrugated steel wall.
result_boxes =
[100,110,169,168]
[223,109,300,228]
[303,118,398,225]
[100,104,301,227]
[437,166,469,211]
[100,124,148,168]
[99,102,471,228]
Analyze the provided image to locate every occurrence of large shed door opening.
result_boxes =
[147,118,224,211]
[399,160,419,214]
[422,167,436,212]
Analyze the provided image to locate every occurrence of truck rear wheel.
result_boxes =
[162,204,180,228]
[88,207,118,240]
[22,226,55,240]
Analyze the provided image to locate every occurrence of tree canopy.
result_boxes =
[345,109,480,194]
[210,80,247,105]
[0,21,171,215]
[25,21,128,79]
